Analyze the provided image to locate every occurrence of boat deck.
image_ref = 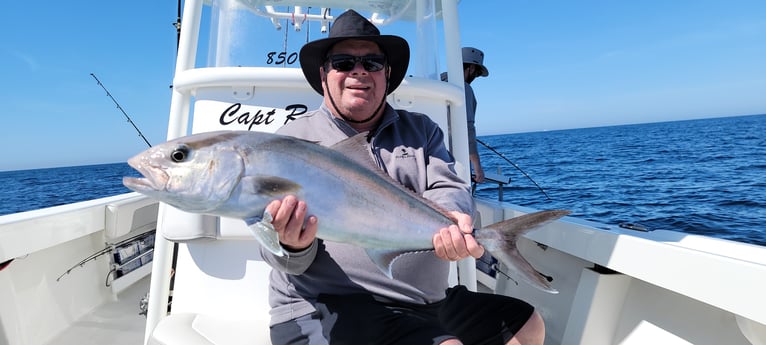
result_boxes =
[49,276,151,345]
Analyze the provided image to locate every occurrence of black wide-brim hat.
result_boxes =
[299,9,410,95]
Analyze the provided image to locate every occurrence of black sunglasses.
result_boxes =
[327,54,386,72]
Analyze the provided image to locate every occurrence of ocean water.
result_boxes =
[475,114,766,246]
[0,163,140,214]
[1,114,764,246]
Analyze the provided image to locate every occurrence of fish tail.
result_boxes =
[476,210,570,294]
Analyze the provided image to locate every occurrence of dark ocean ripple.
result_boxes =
[475,114,766,246]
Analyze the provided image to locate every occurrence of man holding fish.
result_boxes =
[264,10,544,345]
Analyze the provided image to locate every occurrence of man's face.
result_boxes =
[321,39,389,121]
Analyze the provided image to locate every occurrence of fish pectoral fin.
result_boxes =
[246,210,285,257]
[241,175,302,197]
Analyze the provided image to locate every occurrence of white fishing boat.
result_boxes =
[1,1,765,344]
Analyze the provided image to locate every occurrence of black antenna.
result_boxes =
[90,73,152,148]
[476,138,551,200]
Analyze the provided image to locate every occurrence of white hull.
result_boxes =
[2,1,764,344]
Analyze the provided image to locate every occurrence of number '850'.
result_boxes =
[267,51,298,65]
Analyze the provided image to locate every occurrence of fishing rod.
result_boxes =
[174,0,181,51]
[90,73,152,148]
[56,231,154,283]
[56,246,113,282]
[476,138,551,200]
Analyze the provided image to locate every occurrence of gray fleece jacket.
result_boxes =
[262,102,474,325]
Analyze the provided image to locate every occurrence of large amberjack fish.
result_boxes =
[123,130,569,293]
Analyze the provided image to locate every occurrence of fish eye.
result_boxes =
[171,145,190,162]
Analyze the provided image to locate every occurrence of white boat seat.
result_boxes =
[148,313,270,345]
[148,215,274,345]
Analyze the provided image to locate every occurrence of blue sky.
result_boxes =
[2,1,764,171]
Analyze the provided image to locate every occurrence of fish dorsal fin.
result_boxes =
[365,249,401,278]
[365,249,434,278]
[330,132,381,172]
[330,133,459,222]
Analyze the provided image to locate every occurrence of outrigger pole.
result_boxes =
[90,73,152,148]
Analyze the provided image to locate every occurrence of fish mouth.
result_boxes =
[123,176,163,192]
[123,157,169,192]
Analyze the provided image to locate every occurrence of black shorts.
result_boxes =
[270,285,534,345]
